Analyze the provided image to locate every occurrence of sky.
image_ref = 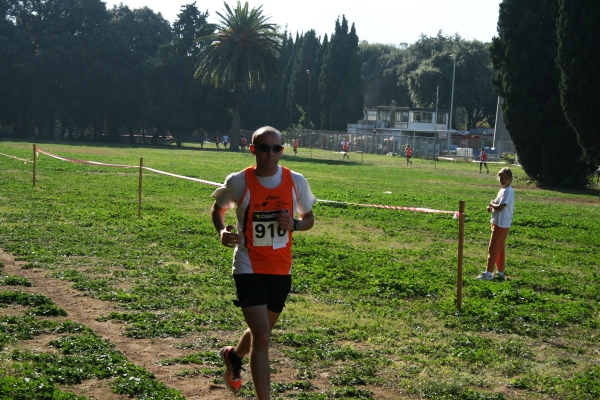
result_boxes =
[104,0,502,45]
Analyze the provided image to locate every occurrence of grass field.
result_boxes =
[1,140,599,400]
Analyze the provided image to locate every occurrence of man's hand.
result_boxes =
[220,225,242,248]
[277,211,295,231]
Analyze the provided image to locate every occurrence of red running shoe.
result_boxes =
[219,346,243,392]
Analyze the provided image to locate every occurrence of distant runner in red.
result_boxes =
[405,144,413,166]
[341,139,350,160]
[480,148,489,174]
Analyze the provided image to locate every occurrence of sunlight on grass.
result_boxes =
[1,140,600,399]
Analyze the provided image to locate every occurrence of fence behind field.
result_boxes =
[284,129,515,162]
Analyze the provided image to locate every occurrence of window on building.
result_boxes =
[379,110,390,121]
[366,110,377,121]
[412,112,432,123]
[437,113,447,124]
[396,111,409,122]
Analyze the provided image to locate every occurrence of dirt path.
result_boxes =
[1,248,401,399]
[0,248,237,399]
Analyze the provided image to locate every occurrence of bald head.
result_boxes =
[252,126,283,145]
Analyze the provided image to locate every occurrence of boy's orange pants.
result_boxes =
[487,224,510,272]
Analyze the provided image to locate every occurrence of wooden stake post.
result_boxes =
[33,144,37,187]
[138,158,143,218]
[457,200,465,310]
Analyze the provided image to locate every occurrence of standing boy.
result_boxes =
[477,167,514,281]
[211,126,316,400]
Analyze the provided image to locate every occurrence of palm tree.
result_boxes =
[194,1,283,150]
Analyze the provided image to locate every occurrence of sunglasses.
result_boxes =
[254,144,284,153]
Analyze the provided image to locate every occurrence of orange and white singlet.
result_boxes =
[240,166,298,275]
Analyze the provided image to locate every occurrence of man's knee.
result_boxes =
[251,331,271,349]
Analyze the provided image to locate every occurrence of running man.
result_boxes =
[211,126,316,400]
[341,139,350,160]
[405,144,413,166]
[480,148,489,174]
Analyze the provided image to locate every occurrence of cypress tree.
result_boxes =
[310,34,327,130]
[276,33,301,130]
[557,0,600,166]
[287,30,320,127]
[319,17,364,131]
[490,0,590,187]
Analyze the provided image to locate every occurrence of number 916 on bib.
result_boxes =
[252,210,290,248]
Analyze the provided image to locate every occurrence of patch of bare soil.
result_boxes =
[2,249,400,399]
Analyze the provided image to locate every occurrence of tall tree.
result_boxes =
[490,0,591,187]
[319,16,363,131]
[146,4,230,146]
[194,1,283,150]
[397,33,496,130]
[557,0,600,166]
[275,32,300,131]
[359,41,409,108]
[308,34,327,130]
[287,30,320,128]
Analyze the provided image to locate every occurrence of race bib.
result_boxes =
[252,210,290,248]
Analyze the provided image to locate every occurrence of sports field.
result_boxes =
[1,141,599,399]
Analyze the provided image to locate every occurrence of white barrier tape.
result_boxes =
[0,152,30,163]
[37,149,137,169]
[318,199,461,218]
[35,148,463,215]
[36,148,223,187]
[142,167,223,187]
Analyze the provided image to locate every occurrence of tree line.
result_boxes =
[1,0,498,147]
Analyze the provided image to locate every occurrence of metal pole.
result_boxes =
[449,54,456,132]
[306,70,311,130]
[435,86,439,170]
[457,200,465,310]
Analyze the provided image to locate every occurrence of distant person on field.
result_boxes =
[479,148,489,174]
[341,139,350,160]
[292,138,299,156]
[477,167,514,281]
[223,134,229,149]
[405,144,412,166]
[215,134,220,149]
[199,132,205,148]
[211,126,316,400]
[240,135,247,151]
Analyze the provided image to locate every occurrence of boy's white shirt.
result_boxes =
[491,185,514,228]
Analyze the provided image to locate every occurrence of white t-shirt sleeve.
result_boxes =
[292,171,317,214]
[211,171,246,209]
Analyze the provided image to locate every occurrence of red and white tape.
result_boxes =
[35,148,461,216]
[318,199,461,218]
[0,152,30,164]
[141,167,223,187]
[36,149,137,169]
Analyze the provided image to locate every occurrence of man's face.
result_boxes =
[251,131,284,173]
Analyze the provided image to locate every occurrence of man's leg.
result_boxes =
[238,305,280,400]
